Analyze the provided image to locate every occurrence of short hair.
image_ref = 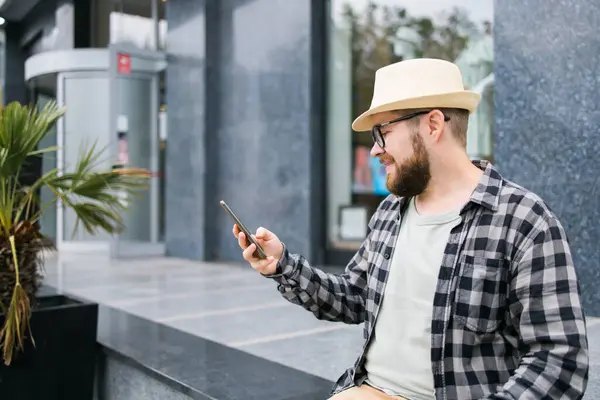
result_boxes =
[398,108,470,147]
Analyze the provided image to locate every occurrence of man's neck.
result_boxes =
[414,156,483,216]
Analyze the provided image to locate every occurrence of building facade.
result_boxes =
[165,0,495,267]
[2,0,599,315]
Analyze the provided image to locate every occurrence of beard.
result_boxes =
[383,131,431,197]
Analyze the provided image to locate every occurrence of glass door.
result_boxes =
[109,44,166,258]
[36,93,58,245]
[25,82,59,247]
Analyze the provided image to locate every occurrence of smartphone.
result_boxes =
[220,200,268,260]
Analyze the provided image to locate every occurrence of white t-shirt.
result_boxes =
[364,198,461,400]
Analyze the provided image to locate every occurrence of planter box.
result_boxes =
[0,294,98,400]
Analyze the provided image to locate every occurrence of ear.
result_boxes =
[424,110,447,143]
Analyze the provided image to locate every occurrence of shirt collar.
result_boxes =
[469,160,502,212]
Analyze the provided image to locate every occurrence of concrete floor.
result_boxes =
[42,251,600,397]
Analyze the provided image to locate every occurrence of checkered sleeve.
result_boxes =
[481,216,589,399]
[265,215,378,325]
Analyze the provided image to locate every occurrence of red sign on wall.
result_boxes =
[117,53,131,74]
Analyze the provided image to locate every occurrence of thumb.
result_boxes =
[255,227,273,240]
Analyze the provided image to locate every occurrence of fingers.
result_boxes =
[235,226,259,250]
[234,225,276,275]
[237,231,248,250]
[250,256,277,275]
[242,242,257,261]
[255,226,269,240]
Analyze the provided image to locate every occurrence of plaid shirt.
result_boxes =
[269,161,589,399]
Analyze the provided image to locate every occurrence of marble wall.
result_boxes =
[494,0,600,315]
[166,0,322,261]
[97,356,192,400]
[164,0,208,260]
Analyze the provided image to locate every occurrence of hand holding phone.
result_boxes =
[221,200,283,275]
[220,200,268,259]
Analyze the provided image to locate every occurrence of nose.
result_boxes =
[371,142,384,157]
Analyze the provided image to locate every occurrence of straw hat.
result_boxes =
[352,58,481,132]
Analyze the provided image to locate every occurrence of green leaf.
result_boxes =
[0,101,152,365]
[27,145,58,157]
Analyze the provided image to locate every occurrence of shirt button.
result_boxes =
[384,253,390,259]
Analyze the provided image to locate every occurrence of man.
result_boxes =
[232,58,589,399]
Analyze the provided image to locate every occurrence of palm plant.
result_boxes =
[0,101,150,366]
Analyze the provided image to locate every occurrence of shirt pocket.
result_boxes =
[454,254,508,334]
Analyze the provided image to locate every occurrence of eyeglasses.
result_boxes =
[371,110,450,149]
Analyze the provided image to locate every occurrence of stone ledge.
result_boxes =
[39,284,334,399]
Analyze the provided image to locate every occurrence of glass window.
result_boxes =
[326,0,494,249]
[93,0,167,50]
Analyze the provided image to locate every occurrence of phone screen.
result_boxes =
[220,200,267,259]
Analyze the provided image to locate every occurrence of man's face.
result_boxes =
[370,111,431,197]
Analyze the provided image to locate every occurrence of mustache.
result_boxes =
[379,155,395,164]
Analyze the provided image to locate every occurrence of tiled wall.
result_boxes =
[494,0,600,315]
[165,0,319,261]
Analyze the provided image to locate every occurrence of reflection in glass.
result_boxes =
[326,1,494,248]
[103,0,167,50]
[37,94,57,243]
